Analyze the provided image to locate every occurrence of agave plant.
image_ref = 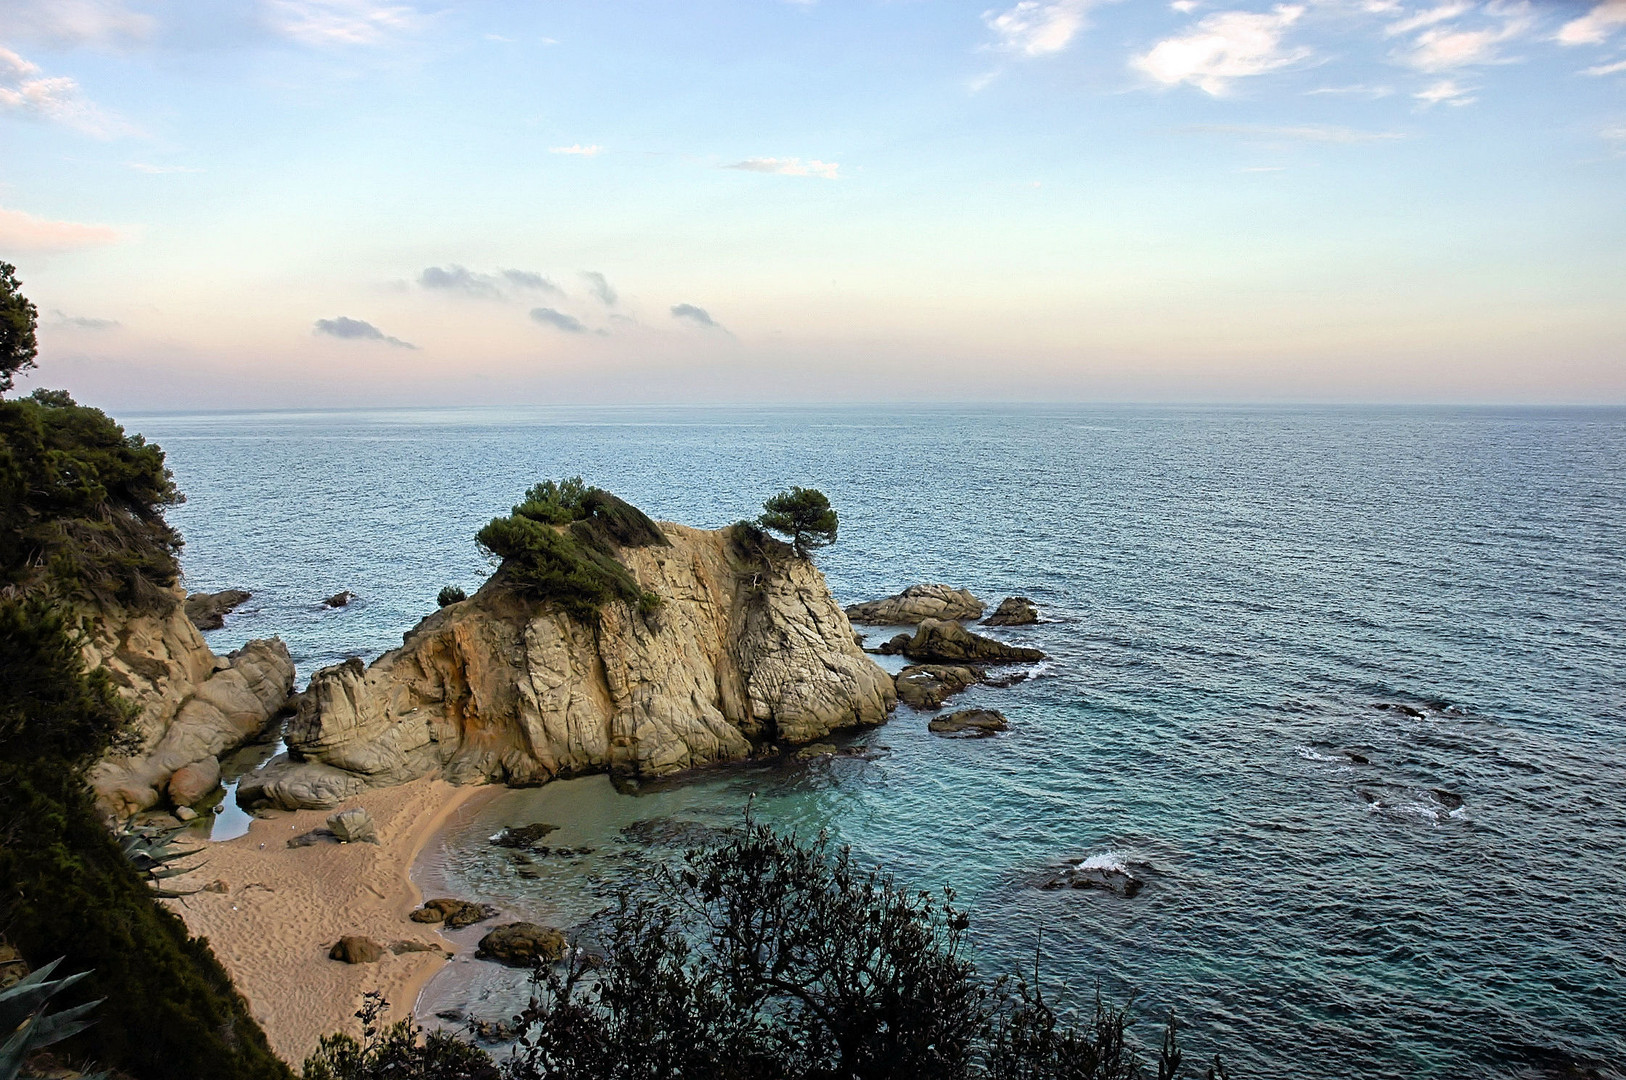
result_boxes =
[116,821,205,898]
[0,958,108,1080]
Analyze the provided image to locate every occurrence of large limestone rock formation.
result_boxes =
[844,584,984,625]
[87,591,295,817]
[240,523,895,810]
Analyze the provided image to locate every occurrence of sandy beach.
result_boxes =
[165,777,495,1067]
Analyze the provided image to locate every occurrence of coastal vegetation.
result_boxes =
[438,585,469,607]
[0,263,37,396]
[475,479,665,620]
[302,819,1218,1080]
[0,275,289,1079]
[757,486,838,558]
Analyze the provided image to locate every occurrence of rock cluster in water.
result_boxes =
[239,522,896,810]
[876,618,1045,665]
[982,596,1039,626]
[184,588,252,631]
[844,584,984,624]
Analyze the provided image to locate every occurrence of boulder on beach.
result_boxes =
[844,584,984,625]
[167,757,221,806]
[184,589,252,631]
[410,898,498,929]
[328,936,384,964]
[476,922,567,967]
[326,807,377,844]
[887,619,1045,665]
[928,708,1009,737]
[983,597,1039,626]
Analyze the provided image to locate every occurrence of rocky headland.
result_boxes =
[240,519,896,810]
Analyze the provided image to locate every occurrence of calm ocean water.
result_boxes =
[128,404,1626,1079]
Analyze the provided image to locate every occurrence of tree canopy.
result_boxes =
[757,487,838,559]
[0,262,39,396]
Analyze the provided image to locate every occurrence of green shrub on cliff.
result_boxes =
[476,481,665,621]
[0,388,183,609]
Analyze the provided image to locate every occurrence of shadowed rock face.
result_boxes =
[844,584,984,625]
[983,596,1039,626]
[879,619,1045,665]
[87,591,295,817]
[184,589,251,631]
[240,522,897,810]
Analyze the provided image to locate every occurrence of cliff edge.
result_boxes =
[241,521,895,809]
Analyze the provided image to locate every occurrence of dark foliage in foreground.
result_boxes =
[304,820,1225,1080]
[439,585,469,607]
[476,479,665,620]
[757,487,838,559]
[0,262,38,395]
[0,389,183,609]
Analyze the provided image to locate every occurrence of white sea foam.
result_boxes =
[1076,851,1128,873]
[1296,746,1345,763]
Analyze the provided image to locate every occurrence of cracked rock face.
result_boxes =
[87,591,295,817]
[241,523,896,810]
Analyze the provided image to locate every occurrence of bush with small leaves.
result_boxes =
[437,586,468,607]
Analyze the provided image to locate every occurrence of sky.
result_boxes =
[1,0,1623,408]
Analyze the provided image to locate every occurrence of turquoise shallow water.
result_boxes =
[128,404,1626,1079]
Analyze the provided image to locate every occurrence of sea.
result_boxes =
[126,403,1626,1079]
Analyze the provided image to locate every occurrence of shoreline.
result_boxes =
[166,777,495,1066]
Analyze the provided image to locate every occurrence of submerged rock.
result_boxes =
[476,922,567,967]
[983,597,1039,626]
[1038,864,1145,899]
[928,709,1009,738]
[323,591,355,608]
[490,823,558,849]
[329,936,384,964]
[894,665,981,709]
[890,619,1045,665]
[410,898,498,929]
[184,589,252,631]
[845,584,984,625]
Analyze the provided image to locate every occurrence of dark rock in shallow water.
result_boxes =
[875,633,914,656]
[983,596,1039,626]
[620,818,732,849]
[895,619,1045,665]
[895,665,981,709]
[1037,862,1145,898]
[845,584,984,624]
[477,922,567,967]
[928,709,1008,737]
[323,590,354,608]
[1346,751,1370,764]
[390,939,445,955]
[490,822,558,849]
[184,589,252,630]
[410,898,498,929]
[1374,702,1427,718]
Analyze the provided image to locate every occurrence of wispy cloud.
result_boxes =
[313,315,416,347]
[1183,122,1406,141]
[261,0,423,46]
[581,271,617,306]
[726,157,842,179]
[0,45,123,136]
[1306,83,1396,97]
[671,303,723,329]
[0,0,155,48]
[1582,56,1626,74]
[550,143,603,156]
[503,269,561,293]
[983,0,1106,56]
[1384,2,1472,37]
[1133,5,1310,95]
[530,307,587,333]
[128,162,204,174]
[1414,76,1476,103]
[1396,5,1533,72]
[0,205,121,252]
[1558,0,1626,46]
[52,309,120,330]
[419,264,502,298]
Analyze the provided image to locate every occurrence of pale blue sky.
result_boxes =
[2,0,1623,407]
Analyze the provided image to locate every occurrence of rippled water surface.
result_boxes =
[129,404,1626,1079]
